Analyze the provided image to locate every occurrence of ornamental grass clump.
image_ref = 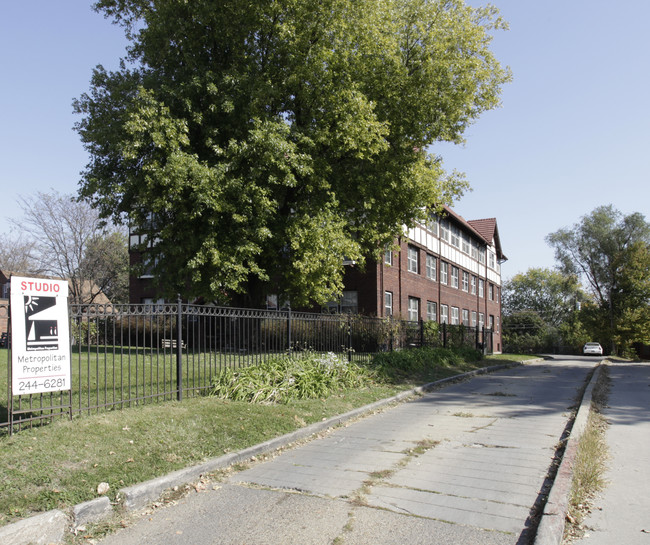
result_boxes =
[209,352,373,403]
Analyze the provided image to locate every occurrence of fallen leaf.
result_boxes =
[97,482,110,495]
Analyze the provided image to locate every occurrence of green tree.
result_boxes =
[502,310,549,353]
[74,0,510,306]
[546,205,650,355]
[502,267,586,328]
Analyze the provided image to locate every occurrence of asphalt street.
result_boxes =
[98,357,596,545]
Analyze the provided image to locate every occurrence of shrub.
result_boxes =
[371,346,481,381]
[208,351,373,403]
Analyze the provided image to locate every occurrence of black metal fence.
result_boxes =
[1,300,492,432]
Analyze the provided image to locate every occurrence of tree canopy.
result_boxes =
[502,267,586,328]
[75,0,510,306]
[547,205,650,354]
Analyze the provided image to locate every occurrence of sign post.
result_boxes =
[10,276,71,396]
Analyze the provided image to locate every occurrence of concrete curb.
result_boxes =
[0,359,528,545]
[534,363,604,545]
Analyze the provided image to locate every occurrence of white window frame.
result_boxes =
[479,278,484,298]
[462,233,470,254]
[408,297,420,321]
[384,291,393,317]
[407,245,419,274]
[440,304,449,324]
[451,266,459,289]
[450,225,460,248]
[425,254,436,280]
[451,306,460,325]
[427,301,437,321]
[470,275,477,295]
[440,261,448,284]
[440,220,449,243]
[462,271,469,292]
[471,311,477,327]
[462,309,469,326]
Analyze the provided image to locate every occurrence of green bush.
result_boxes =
[371,346,481,381]
[209,351,373,403]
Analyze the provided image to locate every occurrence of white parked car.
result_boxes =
[583,342,603,356]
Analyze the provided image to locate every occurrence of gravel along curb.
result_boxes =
[534,363,604,545]
[1,359,527,544]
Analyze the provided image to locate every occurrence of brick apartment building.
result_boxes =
[129,206,505,352]
[324,207,506,353]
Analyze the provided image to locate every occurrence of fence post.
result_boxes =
[176,294,183,401]
[286,302,292,354]
[347,314,352,362]
[419,319,424,348]
[442,322,447,348]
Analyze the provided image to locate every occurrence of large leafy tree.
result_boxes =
[547,205,650,354]
[502,267,586,328]
[75,0,510,306]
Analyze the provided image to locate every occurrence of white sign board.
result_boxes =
[10,276,71,395]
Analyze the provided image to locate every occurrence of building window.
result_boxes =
[462,309,469,326]
[427,215,439,236]
[325,291,358,314]
[471,311,477,327]
[451,266,459,289]
[489,251,496,270]
[427,301,437,321]
[440,220,450,243]
[478,247,486,264]
[470,275,477,295]
[440,261,448,284]
[479,313,485,328]
[479,278,484,298]
[425,254,436,280]
[489,315,495,330]
[408,297,420,321]
[451,306,459,325]
[462,271,469,292]
[440,304,449,324]
[384,248,393,266]
[384,291,393,317]
[407,245,419,273]
[341,291,358,314]
[489,283,494,301]
[462,233,470,254]
[497,316,500,333]
[450,226,460,248]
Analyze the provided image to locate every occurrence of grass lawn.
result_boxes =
[0,350,538,528]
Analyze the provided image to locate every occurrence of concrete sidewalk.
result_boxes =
[97,358,595,545]
[575,362,650,545]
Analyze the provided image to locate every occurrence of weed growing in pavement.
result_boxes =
[564,365,611,542]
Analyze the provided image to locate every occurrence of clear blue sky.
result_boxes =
[1,1,648,280]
